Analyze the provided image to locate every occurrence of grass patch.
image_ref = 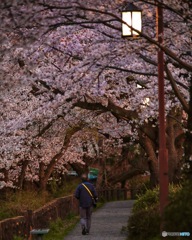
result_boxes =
[0,190,52,220]
[0,178,80,221]
[44,214,80,240]
[13,237,23,240]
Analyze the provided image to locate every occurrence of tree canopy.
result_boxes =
[0,0,191,190]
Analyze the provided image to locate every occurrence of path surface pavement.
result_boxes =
[64,200,134,240]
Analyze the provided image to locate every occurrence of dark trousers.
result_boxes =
[79,207,93,232]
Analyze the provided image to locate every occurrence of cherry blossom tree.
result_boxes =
[0,0,191,190]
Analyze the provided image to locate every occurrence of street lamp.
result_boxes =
[121,1,168,218]
[121,2,142,37]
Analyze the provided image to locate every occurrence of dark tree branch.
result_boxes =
[165,64,189,113]
[96,63,158,77]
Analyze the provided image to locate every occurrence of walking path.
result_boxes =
[64,200,134,240]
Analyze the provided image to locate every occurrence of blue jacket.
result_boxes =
[75,181,98,208]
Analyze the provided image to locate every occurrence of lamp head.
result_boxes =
[121,2,142,37]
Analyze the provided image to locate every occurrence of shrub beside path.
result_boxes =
[64,200,134,240]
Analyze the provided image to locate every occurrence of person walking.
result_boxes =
[75,173,98,235]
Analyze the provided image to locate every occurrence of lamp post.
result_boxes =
[156,0,169,217]
[121,1,168,217]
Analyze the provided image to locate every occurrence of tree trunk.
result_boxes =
[141,135,159,187]
[39,161,46,190]
[17,160,29,189]
[38,124,86,191]
[167,108,183,183]
[184,76,192,178]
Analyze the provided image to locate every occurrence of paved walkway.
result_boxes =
[64,200,134,240]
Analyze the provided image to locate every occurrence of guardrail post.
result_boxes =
[25,209,33,239]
